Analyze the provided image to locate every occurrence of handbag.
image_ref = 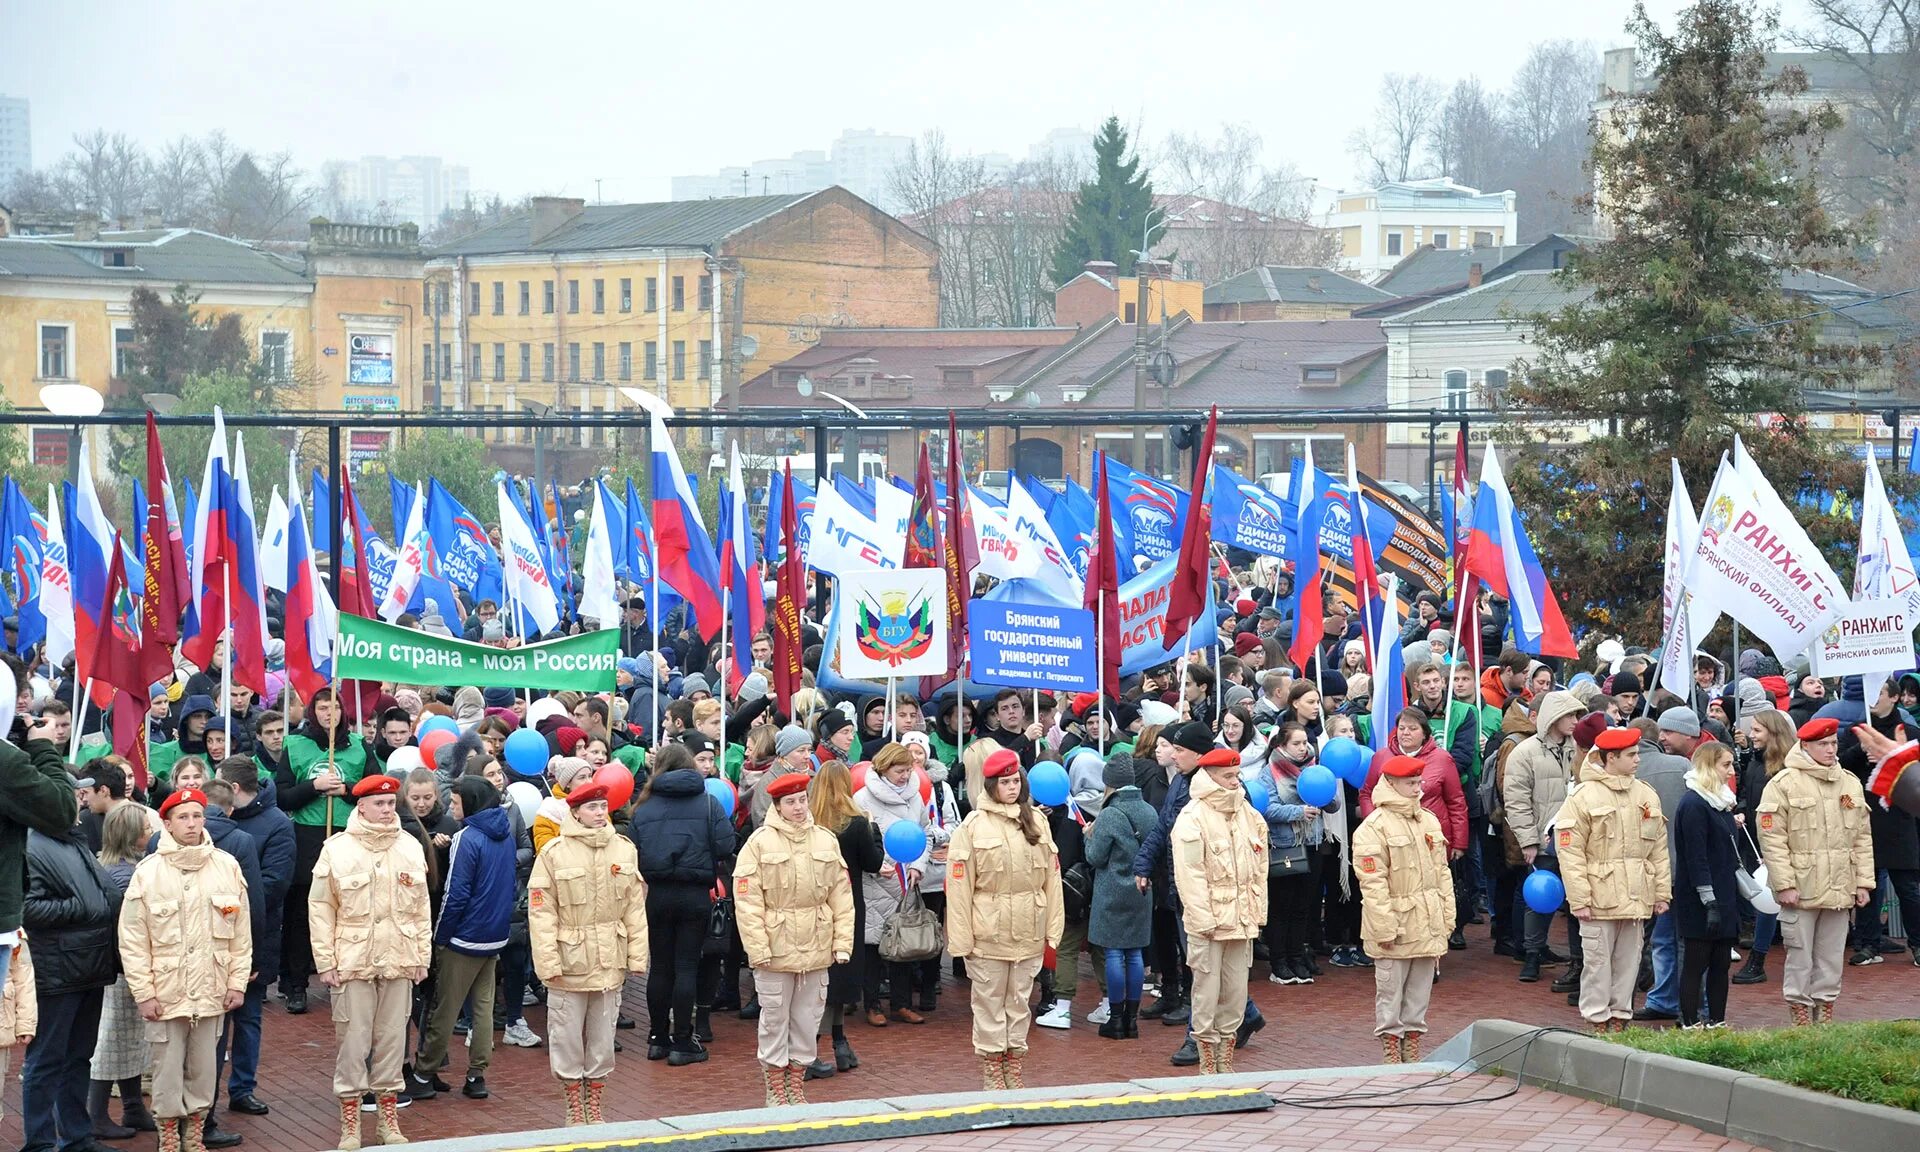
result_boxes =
[1268,839,1311,877]
[878,882,946,963]
[1735,827,1779,914]
[704,883,735,957]
[1061,860,1095,921]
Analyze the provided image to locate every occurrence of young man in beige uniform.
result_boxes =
[309,775,431,1150]
[1352,755,1454,1063]
[1171,748,1269,1074]
[1756,717,1875,1025]
[117,788,251,1152]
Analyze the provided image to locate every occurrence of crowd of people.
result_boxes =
[0,575,1914,1151]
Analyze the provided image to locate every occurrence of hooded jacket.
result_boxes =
[1352,777,1454,959]
[228,786,295,985]
[1502,690,1585,850]
[437,804,516,957]
[528,809,650,991]
[1360,737,1469,849]
[1171,768,1269,942]
[118,832,252,1018]
[1757,744,1876,910]
[945,792,1063,962]
[732,806,855,973]
[627,769,736,884]
[1552,761,1673,919]
[307,811,433,982]
[1085,785,1156,950]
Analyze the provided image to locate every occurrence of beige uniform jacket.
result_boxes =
[119,835,252,1018]
[944,794,1064,962]
[528,812,650,992]
[1352,780,1455,960]
[1171,770,1271,942]
[308,812,433,982]
[0,937,35,1040]
[1757,745,1875,910]
[1552,763,1673,919]
[732,808,855,973]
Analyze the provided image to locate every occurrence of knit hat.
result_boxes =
[482,618,506,642]
[1235,597,1257,617]
[1234,633,1262,656]
[1138,700,1179,728]
[818,709,854,742]
[774,725,814,758]
[1102,753,1136,791]
[483,686,515,709]
[1655,707,1700,738]
[553,726,588,755]
[1319,669,1349,698]
[681,673,712,699]
[1596,638,1626,674]
[1572,713,1610,750]
[738,672,769,703]
[549,756,595,791]
[1610,669,1644,696]
[1168,721,1214,754]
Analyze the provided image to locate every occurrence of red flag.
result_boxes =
[91,534,147,703]
[1162,406,1218,651]
[337,465,377,619]
[771,464,806,714]
[906,442,941,571]
[139,415,182,693]
[942,411,975,670]
[112,689,148,792]
[1084,453,1122,700]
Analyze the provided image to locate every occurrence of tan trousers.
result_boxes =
[1188,937,1252,1046]
[1780,907,1850,1007]
[967,955,1043,1057]
[752,969,828,1068]
[332,978,412,1097]
[1372,956,1436,1037]
[148,1015,222,1119]
[547,987,621,1081]
[1577,918,1644,1023]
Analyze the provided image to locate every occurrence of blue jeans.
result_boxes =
[21,987,103,1152]
[1104,947,1145,1003]
[220,982,268,1098]
[1645,910,1678,1014]
[1751,908,1777,956]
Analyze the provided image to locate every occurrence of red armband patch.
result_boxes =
[1759,812,1775,831]
[1360,856,1378,873]
[736,877,749,895]
[950,861,965,880]
[529,889,546,909]
[1558,828,1573,848]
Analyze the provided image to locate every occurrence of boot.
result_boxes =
[785,1064,809,1105]
[1215,1038,1235,1074]
[1789,1002,1813,1027]
[1518,952,1543,983]
[90,1078,137,1139]
[1814,999,1833,1024]
[182,1111,208,1152]
[1731,954,1768,985]
[1381,1034,1403,1064]
[1123,1000,1140,1039]
[761,1064,789,1106]
[119,1077,158,1132]
[373,1094,406,1145]
[563,1079,586,1125]
[1551,961,1583,994]
[693,1005,714,1043]
[980,1053,1006,1090]
[1169,1035,1200,1066]
[1592,1021,1612,1037]
[1003,1051,1026,1089]
[833,1035,859,1071]
[336,1096,362,1152]
[1099,1000,1124,1039]
[157,1117,184,1152]
[584,1079,605,1123]
[1403,1032,1422,1062]
[1194,1038,1215,1074]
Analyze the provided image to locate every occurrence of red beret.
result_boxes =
[352,774,400,798]
[1235,598,1257,617]
[766,773,811,800]
[1594,727,1639,752]
[1197,748,1241,769]
[1572,713,1610,749]
[1797,717,1840,741]
[564,782,608,808]
[1235,633,1262,656]
[982,749,1022,779]
[1381,755,1424,778]
[159,788,206,818]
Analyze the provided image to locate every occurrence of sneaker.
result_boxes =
[1086,999,1111,1025]
[502,1020,543,1048]
[1293,962,1314,985]
[523,988,540,1006]
[1878,939,1906,954]
[452,1016,471,1036]
[1035,999,1073,1029]
[1848,949,1885,966]
[1328,947,1356,968]
[1268,960,1298,985]
[1352,947,1374,968]
[404,1069,437,1102]
[461,1076,489,1099]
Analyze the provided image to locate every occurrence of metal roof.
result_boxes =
[0,229,308,286]
[1205,265,1394,307]
[1373,244,1530,296]
[1379,270,1592,325]
[429,193,817,257]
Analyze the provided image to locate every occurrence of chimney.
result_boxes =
[530,196,586,244]
[144,208,164,229]
[1306,275,1322,293]
[74,218,100,242]
[1467,262,1483,289]
[1083,259,1119,283]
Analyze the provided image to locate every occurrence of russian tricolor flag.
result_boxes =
[718,441,766,692]
[68,431,116,699]
[1369,575,1406,752]
[283,455,332,701]
[1460,444,1577,659]
[650,411,723,641]
[182,409,232,671]
[1287,461,1339,672]
[226,434,269,695]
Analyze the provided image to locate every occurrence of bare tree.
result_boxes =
[889,131,994,325]
[1428,78,1505,188]
[976,155,1080,326]
[1347,73,1444,184]
[1156,124,1333,278]
[62,130,150,223]
[1498,40,1603,238]
[149,136,208,223]
[1792,1,1920,214]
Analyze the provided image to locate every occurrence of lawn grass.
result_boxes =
[1612,1020,1920,1113]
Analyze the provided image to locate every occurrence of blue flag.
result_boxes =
[309,469,331,555]
[1037,475,1095,582]
[1210,464,1293,557]
[424,479,503,606]
[1103,457,1189,573]
[762,474,816,563]
[389,475,416,545]
[1,479,46,656]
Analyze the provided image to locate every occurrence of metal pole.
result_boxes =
[1893,408,1904,473]
[1427,414,1441,519]
[813,419,829,622]
[327,423,342,606]
[1131,265,1151,470]
[430,292,443,415]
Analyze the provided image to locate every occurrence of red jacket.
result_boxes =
[1360,738,1470,850]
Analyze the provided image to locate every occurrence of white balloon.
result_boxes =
[526,698,567,728]
[507,781,542,823]
[387,747,425,775]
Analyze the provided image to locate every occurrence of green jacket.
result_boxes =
[284,734,370,828]
[0,737,97,933]
[148,739,184,781]
[70,734,113,768]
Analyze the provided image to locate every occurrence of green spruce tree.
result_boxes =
[1506,0,1878,642]
[1050,116,1156,286]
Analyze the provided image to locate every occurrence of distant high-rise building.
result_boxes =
[1028,127,1094,168]
[0,95,30,193]
[320,155,471,229]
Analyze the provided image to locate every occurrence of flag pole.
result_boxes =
[69,677,92,764]
[719,579,730,773]
[1096,592,1106,757]
[650,548,661,750]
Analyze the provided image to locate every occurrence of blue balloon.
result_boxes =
[1523,869,1567,914]
[1321,737,1368,787]
[504,728,548,778]
[704,776,736,819]
[416,715,459,741]
[884,820,929,863]
[1297,764,1339,809]
[1241,766,1273,812]
[1028,762,1069,807]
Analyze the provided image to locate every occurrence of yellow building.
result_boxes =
[423,187,939,462]
[1051,260,1205,329]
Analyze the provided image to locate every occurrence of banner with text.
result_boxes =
[968,600,1097,692]
[984,552,1216,676]
[334,613,618,691]
[1808,597,1915,678]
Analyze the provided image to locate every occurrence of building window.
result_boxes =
[672,340,686,380]
[592,279,605,314]
[1431,231,1450,250]
[1302,366,1337,384]
[1385,231,1404,257]
[423,343,434,378]
[1483,367,1509,403]
[697,274,713,311]
[644,341,658,381]
[441,343,452,380]
[592,342,605,380]
[567,280,579,314]
[543,343,555,382]
[469,281,481,314]
[115,327,139,377]
[38,324,70,379]
[1123,302,1137,323]
[436,282,450,316]
[618,342,632,381]
[422,282,432,313]
[518,281,530,315]
[542,280,555,314]
[619,278,632,312]
[1473,230,1494,247]
[645,278,658,312]
[1444,368,1470,412]
[698,339,713,380]
[671,276,685,311]
[468,343,481,381]
[519,343,531,382]
[493,282,505,315]
[567,342,581,381]
[493,343,506,382]
[31,429,70,469]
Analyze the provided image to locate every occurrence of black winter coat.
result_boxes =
[23,827,122,995]
[627,770,736,884]
[229,787,296,986]
[826,814,882,1005]
[0,736,94,934]
[1671,790,1741,941]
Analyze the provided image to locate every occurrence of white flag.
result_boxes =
[40,484,74,667]
[497,480,560,634]
[580,481,620,629]
[1004,479,1083,602]
[805,480,903,575]
[260,487,290,594]
[288,457,336,664]
[967,487,1041,583]
[1853,453,1920,705]
[1656,459,1718,693]
[1685,437,1850,662]
[378,482,428,622]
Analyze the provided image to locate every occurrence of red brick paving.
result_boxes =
[3,921,1911,1150]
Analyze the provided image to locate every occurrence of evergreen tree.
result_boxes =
[1507,0,1880,641]
[1050,117,1156,286]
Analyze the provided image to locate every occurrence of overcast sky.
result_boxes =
[3,0,1818,203]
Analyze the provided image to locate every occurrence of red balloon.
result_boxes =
[417,729,456,764]
[850,761,871,793]
[915,765,932,804]
[593,764,635,810]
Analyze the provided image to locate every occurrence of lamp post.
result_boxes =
[795,376,870,485]
[40,383,104,487]
[1129,195,1202,471]
[521,399,554,501]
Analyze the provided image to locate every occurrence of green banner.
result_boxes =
[334,614,619,691]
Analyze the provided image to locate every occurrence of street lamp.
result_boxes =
[40,383,103,486]
[795,376,869,487]
[1129,194,1203,472]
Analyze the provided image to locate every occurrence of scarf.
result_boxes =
[1687,779,1737,811]
[158,832,214,870]
[345,811,401,851]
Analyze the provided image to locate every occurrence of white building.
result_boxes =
[0,95,29,193]
[320,154,471,230]
[1328,178,1518,281]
